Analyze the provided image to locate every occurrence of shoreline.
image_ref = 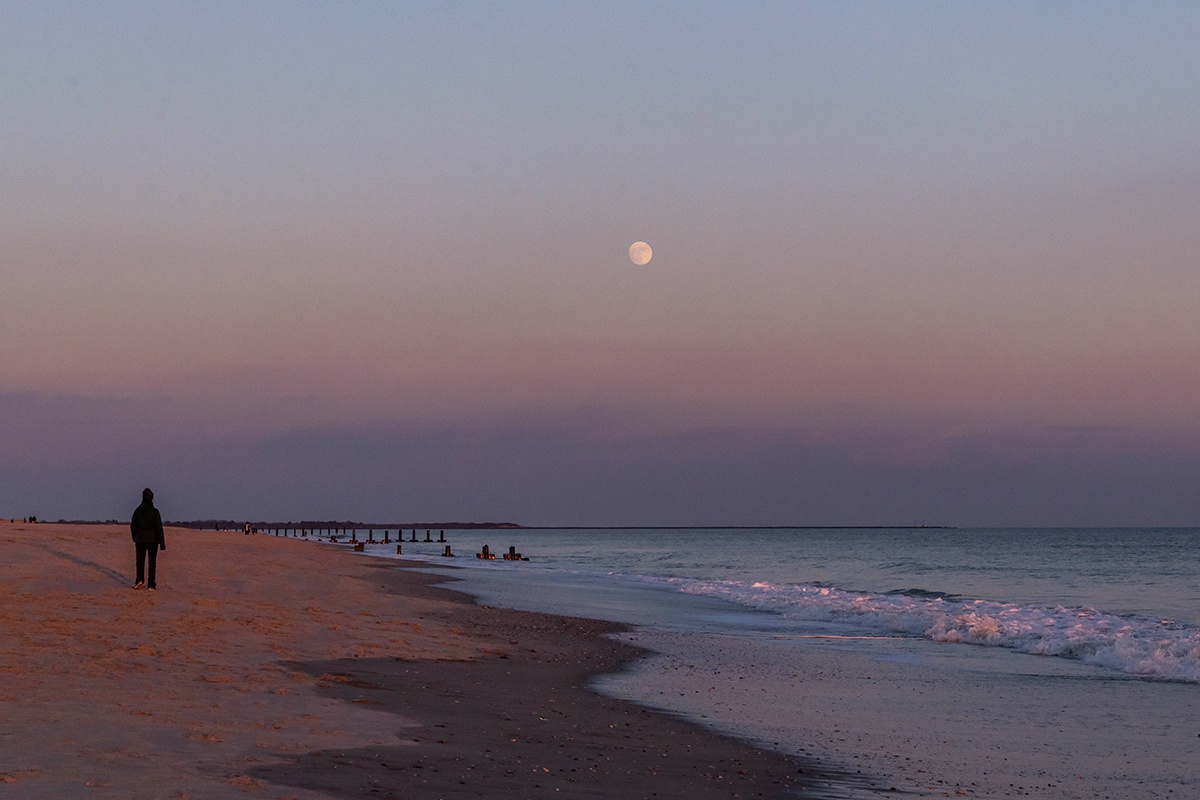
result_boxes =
[0,521,854,798]
[357,530,1200,800]
[252,558,858,799]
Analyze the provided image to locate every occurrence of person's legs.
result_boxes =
[134,543,147,586]
[146,545,158,589]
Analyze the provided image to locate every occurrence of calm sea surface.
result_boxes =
[364,528,1200,798]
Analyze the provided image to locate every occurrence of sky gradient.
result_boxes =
[4,2,1200,526]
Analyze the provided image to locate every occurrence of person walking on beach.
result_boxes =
[130,487,166,590]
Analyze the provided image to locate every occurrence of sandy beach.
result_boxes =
[0,521,840,799]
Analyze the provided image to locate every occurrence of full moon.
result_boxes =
[629,241,653,265]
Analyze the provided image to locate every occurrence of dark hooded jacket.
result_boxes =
[131,494,165,548]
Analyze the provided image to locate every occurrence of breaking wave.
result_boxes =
[665,578,1200,683]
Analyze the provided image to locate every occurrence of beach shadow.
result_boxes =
[29,542,129,586]
[248,653,869,800]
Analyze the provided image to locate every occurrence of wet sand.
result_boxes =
[0,521,845,799]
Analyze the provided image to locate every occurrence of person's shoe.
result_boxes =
[147,586,156,592]
[132,582,144,590]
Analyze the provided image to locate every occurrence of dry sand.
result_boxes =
[0,521,843,799]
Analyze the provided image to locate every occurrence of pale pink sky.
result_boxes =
[4,3,1200,524]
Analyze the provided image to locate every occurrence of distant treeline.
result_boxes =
[41,519,522,529]
[170,520,524,530]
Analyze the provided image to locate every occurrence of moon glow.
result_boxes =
[629,241,653,265]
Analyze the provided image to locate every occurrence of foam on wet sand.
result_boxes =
[600,630,1200,799]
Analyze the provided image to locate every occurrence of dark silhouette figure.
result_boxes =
[130,488,166,590]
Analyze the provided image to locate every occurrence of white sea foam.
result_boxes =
[665,578,1200,683]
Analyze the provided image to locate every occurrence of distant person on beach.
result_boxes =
[130,487,166,590]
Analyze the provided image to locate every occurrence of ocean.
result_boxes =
[365,528,1200,798]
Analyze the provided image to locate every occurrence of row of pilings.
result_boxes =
[261,526,527,561]
[267,527,447,544]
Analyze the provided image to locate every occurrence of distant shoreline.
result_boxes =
[39,520,955,532]
[38,519,525,530]
[34,519,952,530]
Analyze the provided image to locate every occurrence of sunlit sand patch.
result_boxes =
[0,770,44,784]
[0,523,476,797]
